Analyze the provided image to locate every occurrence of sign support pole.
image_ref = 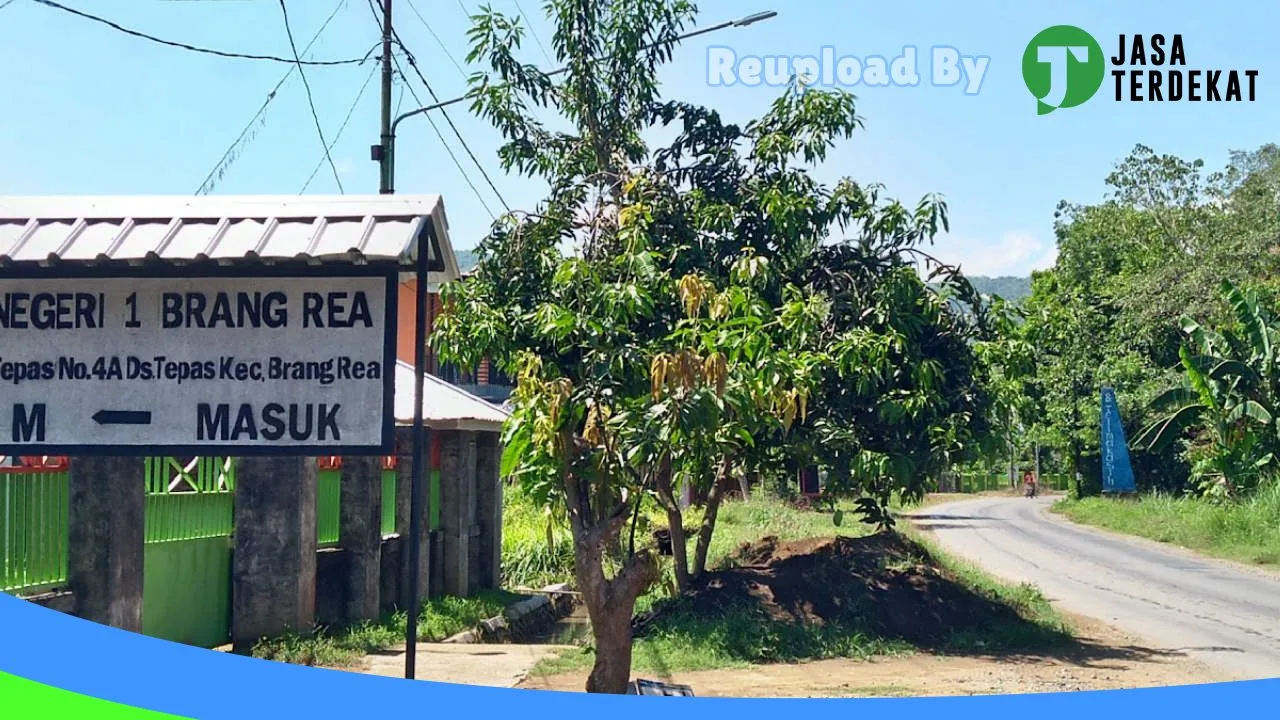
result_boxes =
[404,226,429,679]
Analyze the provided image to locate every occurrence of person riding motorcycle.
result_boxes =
[1023,469,1037,498]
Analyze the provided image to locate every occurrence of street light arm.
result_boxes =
[379,9,777,194]
[392,9,777,130]
[392,97,465,135]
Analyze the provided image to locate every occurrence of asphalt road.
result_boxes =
[908,495,1280,680]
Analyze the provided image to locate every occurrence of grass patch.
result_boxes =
[531,518,1072,678]
[1052,483,1280,567]
[903,529,1072,651]
[251,589,525,668]
[530,606,913,677]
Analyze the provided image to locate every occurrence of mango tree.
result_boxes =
[436,0,995,691]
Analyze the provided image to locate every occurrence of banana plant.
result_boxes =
[1137,280,1280,497]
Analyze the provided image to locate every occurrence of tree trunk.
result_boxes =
[583,589,637,694]
[576,548,654,694]
[664,505,690,591]
[568,489,658,693]
[652,456,691,592]
[691,457,732,579]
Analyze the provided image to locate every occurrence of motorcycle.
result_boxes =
[1023,482,1037,498]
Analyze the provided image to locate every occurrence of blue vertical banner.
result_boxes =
[1100,387,1137,493]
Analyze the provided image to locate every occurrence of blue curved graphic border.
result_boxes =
[1,592,1276,717]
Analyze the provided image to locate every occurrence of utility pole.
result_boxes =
[378,0,394,194]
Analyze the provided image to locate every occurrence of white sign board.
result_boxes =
[0,269,397,455]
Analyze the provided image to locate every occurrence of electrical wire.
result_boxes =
[405,0,469,81]
[195,0,350,195]
[364,0,496,217]
[32,0,372,66]
[393,31,512,213]
[278,0,343,193]
[394,51,497,219]
[512,0,554,65]
[394,70,406,118]
[0,1,17,12]
[301,60,378,192]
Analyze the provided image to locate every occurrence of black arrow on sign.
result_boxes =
[91,410,153,426]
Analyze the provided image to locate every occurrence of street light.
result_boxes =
[374,10,778,194]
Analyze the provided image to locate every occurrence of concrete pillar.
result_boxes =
[231,457,317,653]
[67,456,145,632]
[474,433,503,590]
[339,456,382,624]
[395,426,430,609]
[439,430,478,597]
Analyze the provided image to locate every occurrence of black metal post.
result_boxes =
[404,224,429,679]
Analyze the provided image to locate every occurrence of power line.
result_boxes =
[33,0,372,66]
[364,0,496,218]
[196,0,350,195]
[512,0,554,65]
[0,1,17,12]
[302,60,379,192]
[455,0,470,17]
[394,70,406,117]
[393,32,512,213]
[278,0,343,193]
[394,51,496,219]
[405,0,469,81]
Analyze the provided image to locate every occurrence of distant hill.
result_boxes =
[456,249,478,272]
[966,276,1032,303]
[455,250,1031,305]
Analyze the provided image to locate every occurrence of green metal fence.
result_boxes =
[317,469,342,547]
[944,469,1071,494]
[381,469,396,536]
[1,468,70,593]
[144,457,236,542]
[317,466,400,547]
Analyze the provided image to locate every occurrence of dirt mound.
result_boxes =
[637,533,1024,647]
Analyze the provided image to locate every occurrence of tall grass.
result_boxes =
[1054,482,1280,566]
[502,488,575,589]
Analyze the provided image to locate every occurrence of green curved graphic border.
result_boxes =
[0,671,189,719]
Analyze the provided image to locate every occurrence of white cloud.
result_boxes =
[924,230,1058,277]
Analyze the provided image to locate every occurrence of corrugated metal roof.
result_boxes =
[0,195,460,279]
[394,361,511,431]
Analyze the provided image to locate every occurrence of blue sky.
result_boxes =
[1,0,1275,276]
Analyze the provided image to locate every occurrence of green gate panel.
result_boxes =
[142,535,232,648]
[316,470,341,547]
[381,469,396,537]
[142,457,235,649]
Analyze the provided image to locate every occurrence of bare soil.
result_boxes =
[520,614,1232,697]
[633,533,1040,648]
[522,524,1232,696]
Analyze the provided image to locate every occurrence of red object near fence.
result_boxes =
[0,456,69,473]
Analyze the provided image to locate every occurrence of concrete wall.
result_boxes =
[23,428,504,646]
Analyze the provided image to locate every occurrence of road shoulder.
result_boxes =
[1038,499,1280,583]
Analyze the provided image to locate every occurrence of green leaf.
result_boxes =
[500,429,531,478]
